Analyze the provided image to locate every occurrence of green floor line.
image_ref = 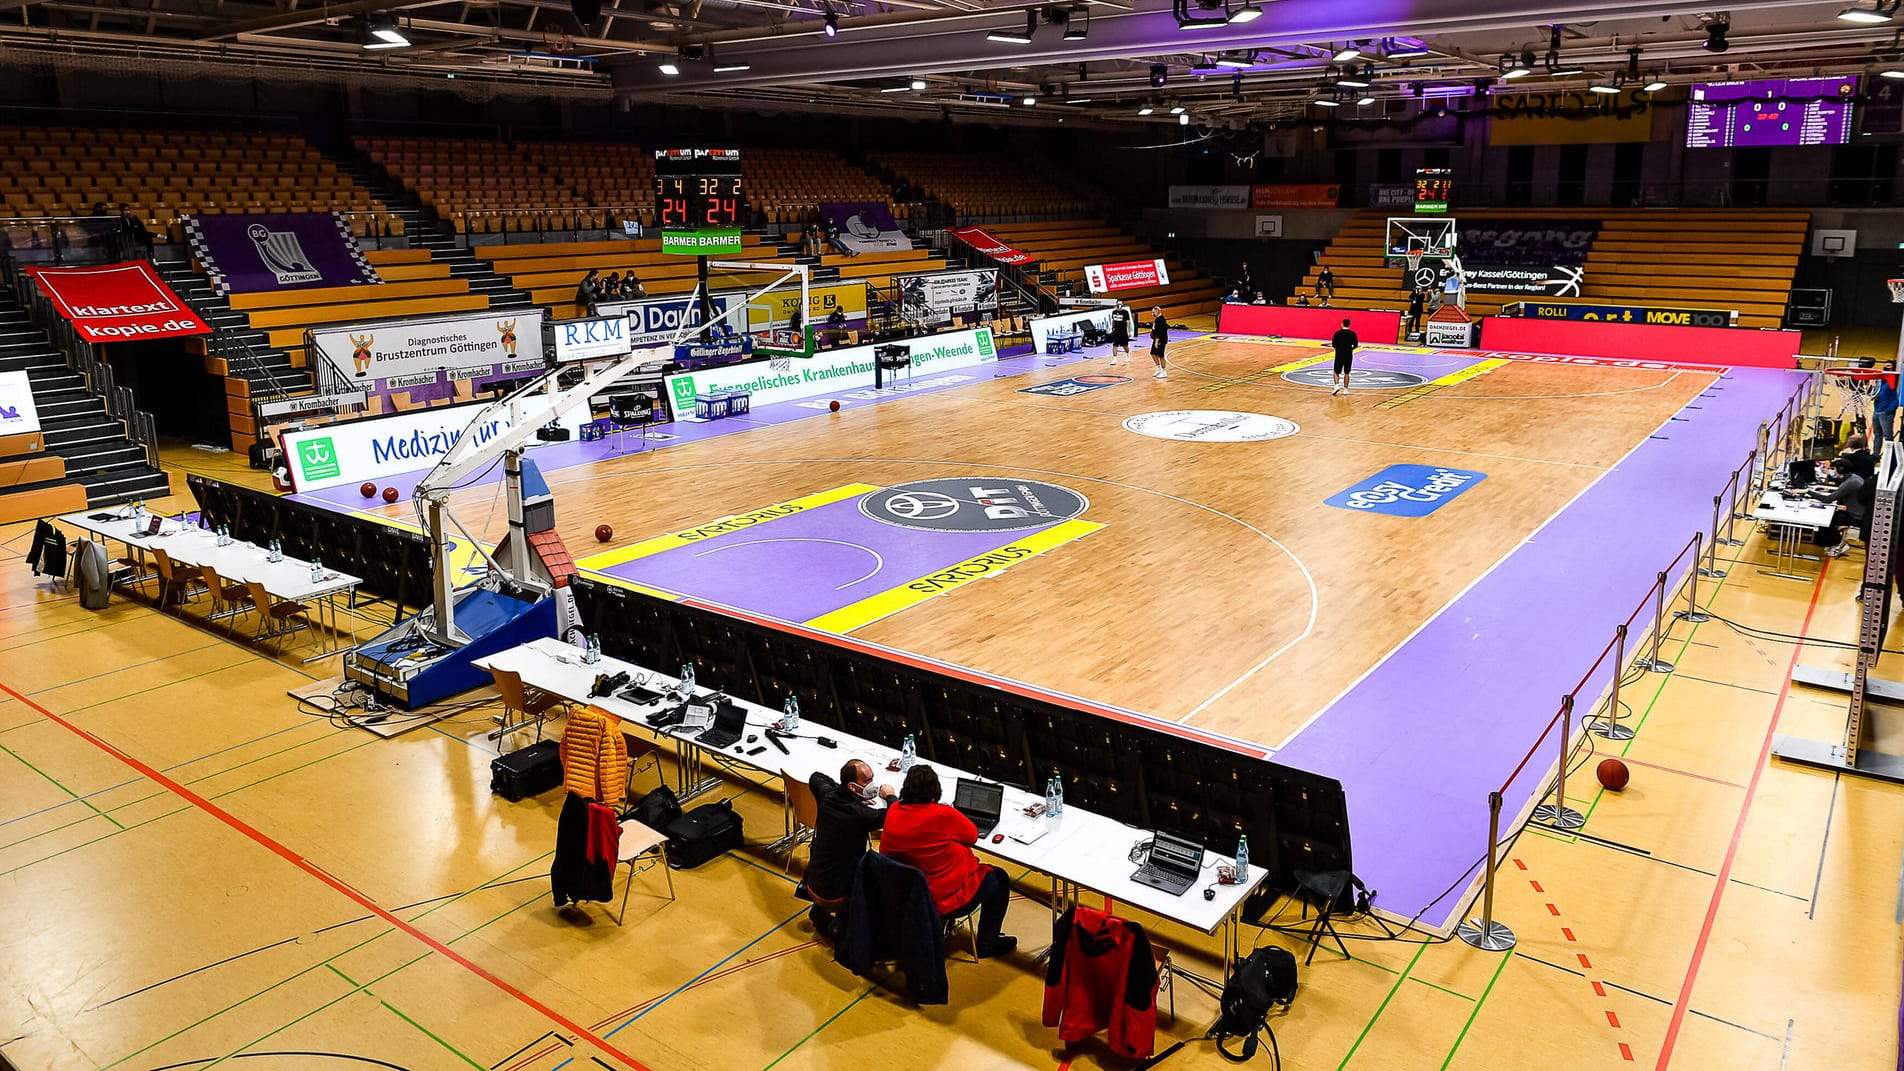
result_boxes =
[759,983,879,1071]
[1409,975,1477,1002]
[1438,951,1513,1070]
[325,962,360,988]
[28,639,230,698]
[0,741,123,829]
[382,1000,490,1071]
[1335,942,1427,1070]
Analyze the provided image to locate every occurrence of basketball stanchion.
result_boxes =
[1674,532,1712,624]
[1455,790,1516,952]
[1701,497,1728,578]
[1586,625,1635,741]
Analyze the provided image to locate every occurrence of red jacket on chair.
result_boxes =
[1043,905,1160,1057]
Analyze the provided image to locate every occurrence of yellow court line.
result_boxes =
[572,571,682,602]
[806,519,1106,634]
[1199,354,1331,393]
[575,483,880,571]
[352,510,491,584]
[1373,358,1511,410]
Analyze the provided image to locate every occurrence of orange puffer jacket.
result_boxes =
[560,705,629,804]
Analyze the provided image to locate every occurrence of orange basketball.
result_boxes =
[382,487,399,503]
[595,524,614,543]
[829,400,841,412]
[360,482,377,498]
[1596,758,1630,792]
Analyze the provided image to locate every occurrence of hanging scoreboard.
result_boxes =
[655,148,744,256]
[1413,167,1453,215]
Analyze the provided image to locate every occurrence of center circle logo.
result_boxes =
[1282,367,1427,391]
[861,477,1089,533]
[1123,410,1300,443]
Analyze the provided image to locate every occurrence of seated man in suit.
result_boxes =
[804,759,894,938]
[879,765,1016,958]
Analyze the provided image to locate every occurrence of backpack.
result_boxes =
[624,785,681,832]
[1209,946,1298,1063]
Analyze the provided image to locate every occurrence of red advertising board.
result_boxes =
[1251,184,1341,209]
[950,226,1034,266]
[1218,303,1402,342]
[1083,258,1169,294]
[1480,317,1802,369]
[24,262,209,343]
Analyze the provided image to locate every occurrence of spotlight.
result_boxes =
[363,12,409,48]
[1703,20,1729,53]
[1062,4,1089,39]
[1357,95,1375,105]
[1501,54,1531,79]
[987,12,1034,43]
[1838,2,1895,23]
[1384,39,1430,59]
[1178,112,1189,124]
[1169,104,1185,113]
[1228,1,1263,23]
[823,4,839,35]
[1626,45,1642,80]
[658,60,680,74]
[1332,44,1362,63]
[911,76,927,89]
[1150,63,1168,87]
[1642,77,1668,91]
[1885,69,1904,79]
[1589,81,1620,95]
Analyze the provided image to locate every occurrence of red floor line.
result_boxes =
[0,680,656,1071]
[1652,559,1831,1071]
[1606,1010,1621,1029]
[1616,755,1747,790]
[1621,1042,1635,1061]
[1529,880,1543,892]
[1592,981,1607,998]
[1563,928,1577,942]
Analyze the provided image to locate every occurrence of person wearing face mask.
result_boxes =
[803,758,896,937]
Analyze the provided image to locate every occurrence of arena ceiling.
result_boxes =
[4,0,1901,124]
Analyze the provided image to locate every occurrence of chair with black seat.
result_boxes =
[1291,869,1354,965]
[607,393,652,454]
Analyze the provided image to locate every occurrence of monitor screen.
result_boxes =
[1686,76,1858,148]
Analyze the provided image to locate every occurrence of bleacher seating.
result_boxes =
[1295,208,1809,330]
[0,129,401,242]
[977,220,1224,322]
[870,152,1100,217]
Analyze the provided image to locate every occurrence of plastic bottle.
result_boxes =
[783,695,801,733]
[268,538,282,563]
[680,662,696,697]
[310,557,323,584]
[900,733,916,772]
[1046,772,1064,818]
[585,633,602,665]
[1235,834,1250,880]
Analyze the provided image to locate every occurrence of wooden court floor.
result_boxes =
[0,347,1898,1070]
[362,336,1717,748]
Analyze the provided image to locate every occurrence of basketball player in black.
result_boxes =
[1149,306,1170,379]
[1330,318,1358,395]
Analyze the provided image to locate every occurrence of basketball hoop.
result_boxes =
[1888,278,1904,304]
[1826,367,1885,432]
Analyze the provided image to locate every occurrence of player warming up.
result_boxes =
[1149,306,1170,379]
[1107,303,1132,366]
[1330,318,1358,395]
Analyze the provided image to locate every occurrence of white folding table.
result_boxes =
[1752,492,1838,580]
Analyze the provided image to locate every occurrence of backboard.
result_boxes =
[1385,216,1458,261]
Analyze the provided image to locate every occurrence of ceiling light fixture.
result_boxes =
[658,61,679,74]
[1170,105,1185,114]
[1838,2,1897,23]
[911,76,927,89]
[987,12,1035,43]
[1022,95,1037,105]
[1589,81,1620,95]
[1642,77,1668,91]
[1501,57,1531,79]
[1179,112,1189,124]
[1228,1,1263,23]
[1357,95,1376,105]
[1062,4,1090,39]
[1216,51,1255,69]
[822,4,839,36]
[1703,19,1729,53]
[1138,105,1155,114]
[364,12,409,48]
[1336,65,1371,87]
[1332,44,1361,63]
[1884,68,1904,78]
[1384,38,1430,59]
[1314,95,1341,107]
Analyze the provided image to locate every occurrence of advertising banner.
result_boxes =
[1167,185,1251,210]
[1370,184,1416,208]
[745,281,867,331]
[1029,308,1116,353]
[1456,219,1599,266]
[664,326,997,411]
[1461,264,1584,297]
[310,308,546,392]
[0,370,40,437]
[950,226,1034,266]
[1489,88,1659,144]
[280,397,586,493]
[552,315,633,363]
[1325,464,1487,516]
[675,336,753,364]
[818,202,913,253]
[182,212,381,295]
[601,293,740,347]
[895,271,998,325]
[24,262,209,343]
[1510,302,1736,328]
[1250,184,1340,209]
[660,229,744,256]
[1425,313,1478,348]
[1083,258,1169,294]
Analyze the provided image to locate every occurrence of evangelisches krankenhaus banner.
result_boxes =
[24,262,210,343]
[184,212,381,295]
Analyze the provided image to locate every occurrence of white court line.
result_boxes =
[693,537,885,589]
[1297,431,1610,472]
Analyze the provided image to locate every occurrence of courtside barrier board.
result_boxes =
[0,371,41,436]
[1218,303,1403,343]
[663,325,997,412]
[1480,317,1801,369]
[279,396,586,493]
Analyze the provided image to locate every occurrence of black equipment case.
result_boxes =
[490,740,562,801]
[664,800,744,868]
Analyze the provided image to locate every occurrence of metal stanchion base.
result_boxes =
[1584,717,1637,741]
[1673,609,1712,623]
[1634,657,1675,673]
[1698,565,1727,578]
[1532,803,1585,830]
[1456,918,1517,952]
[1717,537,1746,547]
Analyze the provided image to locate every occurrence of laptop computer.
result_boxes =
[695,699,748,749]
[951,778,1005,839]
[1130,831,1205,897]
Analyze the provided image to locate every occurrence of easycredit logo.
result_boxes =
[1325,464,1486,517]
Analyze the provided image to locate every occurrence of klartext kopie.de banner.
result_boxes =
[24,262,209,343]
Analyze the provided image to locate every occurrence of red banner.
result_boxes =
[1250,184,1341,209]
[950,226,1034,266]
[24,262,209,343]
[1084,258,1170,294]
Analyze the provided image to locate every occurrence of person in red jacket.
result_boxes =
[879,765,1017,959]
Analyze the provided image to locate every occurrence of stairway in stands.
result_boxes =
[0,283,170,510]
[152,257,314,406]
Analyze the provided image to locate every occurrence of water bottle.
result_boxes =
[1234,834,1250,880]
[1046,772,1064,818]
[268,538,282,563]
[218,524,229,546]
[585,633,602,665]
[900,733,916,772]
[680,662,696,697]
[132,498,144,521]
[310,557,323,584]
[783,695,801,733]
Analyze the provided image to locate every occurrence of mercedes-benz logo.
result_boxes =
[879,491,962,520]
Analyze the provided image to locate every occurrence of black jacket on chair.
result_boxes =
[26,520,66,577]
[836,852,947,1004]
[551,791,615,906]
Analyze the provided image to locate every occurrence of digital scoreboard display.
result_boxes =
[654,148,744,256]
[1414,168,1452,215]
[1685,77,1857,149]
